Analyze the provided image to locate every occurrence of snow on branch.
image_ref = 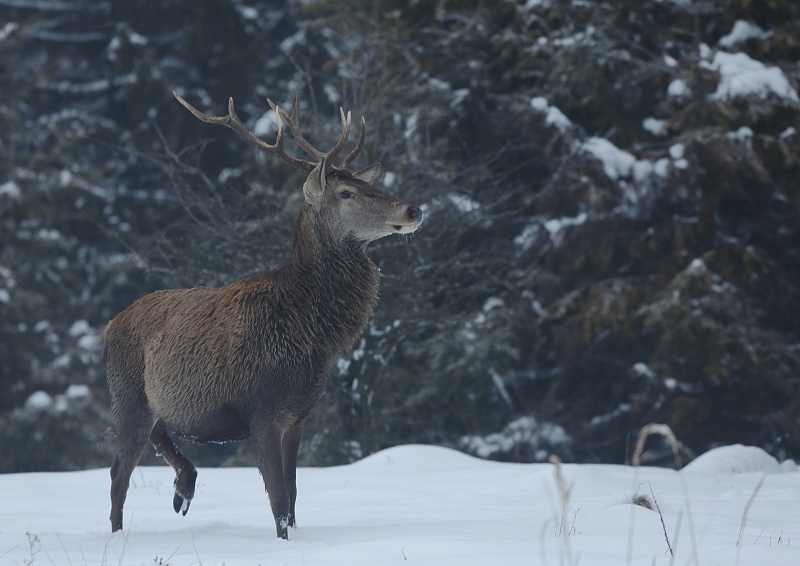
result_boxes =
[0,0,109,12]
[24,29,107,42]
[705,51,799,102]
[38,73,137,94]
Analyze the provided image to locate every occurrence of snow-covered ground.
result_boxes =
[0,444,797,565]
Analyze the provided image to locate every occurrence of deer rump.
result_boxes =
[105,92,421,540]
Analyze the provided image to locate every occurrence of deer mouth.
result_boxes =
[388,221,420,234]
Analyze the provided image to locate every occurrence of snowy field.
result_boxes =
[0,444,797,566]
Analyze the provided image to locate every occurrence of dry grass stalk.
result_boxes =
[548,455,579,566]
[549,456,572,508]
[735,476,765,566]
[632,423,681,468]
[629,423,698,566]
[649,480,673,557]
[549,455,575,537]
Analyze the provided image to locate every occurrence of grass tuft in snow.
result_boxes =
[735,476,765,566]
[631,423,699,566]
[548,455,580,566]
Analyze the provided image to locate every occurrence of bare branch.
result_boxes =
[0,0,109,12]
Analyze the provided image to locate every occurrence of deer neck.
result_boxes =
[288,204,380,344]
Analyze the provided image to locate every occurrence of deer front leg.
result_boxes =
[281,421,305,528]
[251,418,290,539]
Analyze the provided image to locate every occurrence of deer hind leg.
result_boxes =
[281,421,305,528]
[149,419,197,516]
[109,411,154,532]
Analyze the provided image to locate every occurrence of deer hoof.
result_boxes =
[173,492,191,516]
[276,515,289,539]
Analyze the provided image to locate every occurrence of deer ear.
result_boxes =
[353,162,381,185]
[303,157,327,206]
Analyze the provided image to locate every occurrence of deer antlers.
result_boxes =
[173,91,366,172]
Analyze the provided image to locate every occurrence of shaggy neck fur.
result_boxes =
[285,203,380,366]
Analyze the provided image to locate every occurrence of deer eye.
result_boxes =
[339,190,354,199]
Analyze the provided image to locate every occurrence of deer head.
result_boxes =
[172,92,422,245]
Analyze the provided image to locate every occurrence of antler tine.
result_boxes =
[323,108,352,169]
[267,94,326,163]
[271,99,354,169]
[340,116,366,169]
[173,91,315,172]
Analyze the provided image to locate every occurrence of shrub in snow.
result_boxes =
[461,416,573,462]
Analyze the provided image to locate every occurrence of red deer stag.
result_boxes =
[104,91,422,539]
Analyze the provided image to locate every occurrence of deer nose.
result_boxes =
[406,206,423,223]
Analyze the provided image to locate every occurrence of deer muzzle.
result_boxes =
[389,205,423,234]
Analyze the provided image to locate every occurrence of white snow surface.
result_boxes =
[530,96,572,132]
[65,383,91,399]
[0,181,21,199]
[0,22,18,42]
[684,444,796,475]
[24,390,53,410]
[544,212,587,246]
[582,137,636,180]
[707,51,799,101]
[1,444,798,565]
[718,20,768,48]
[447,193,480,213]
[253,110,279,137]
[461,416,568,460]
[667,78,691,98]
[642,117,667,136]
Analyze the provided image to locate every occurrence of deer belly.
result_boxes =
[160,404,250,443]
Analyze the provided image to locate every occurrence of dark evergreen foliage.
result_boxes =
[1,0,798,471]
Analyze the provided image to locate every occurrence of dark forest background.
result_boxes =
[1,0,799,472]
